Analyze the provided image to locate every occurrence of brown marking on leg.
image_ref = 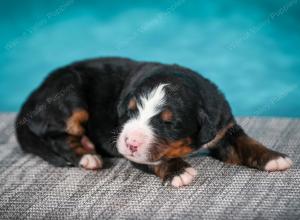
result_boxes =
[210,124,292,171]
[230,134,290,170]
[66,109,89,136]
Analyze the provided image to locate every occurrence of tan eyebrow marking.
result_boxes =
[128,98,137,110]
[161,109,173,122]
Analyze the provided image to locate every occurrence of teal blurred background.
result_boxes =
[0,0,299,116]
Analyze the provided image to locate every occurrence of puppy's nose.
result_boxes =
[125,131,145,153]
[127,143,138,153]
[125,137,142,153]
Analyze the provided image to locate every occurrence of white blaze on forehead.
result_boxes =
[136,83,168,122]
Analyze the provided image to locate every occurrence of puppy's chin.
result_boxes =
[115,146,161,165]
[124,155,162,165]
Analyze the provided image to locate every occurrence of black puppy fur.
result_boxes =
[16,57,291,184]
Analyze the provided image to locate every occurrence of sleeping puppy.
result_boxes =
[16,57,292,187]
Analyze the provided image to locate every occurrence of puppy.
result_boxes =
[16,57,292,187]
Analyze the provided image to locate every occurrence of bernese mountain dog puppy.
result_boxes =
[16,57,292,187]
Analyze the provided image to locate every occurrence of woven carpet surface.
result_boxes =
[0,113,299,219]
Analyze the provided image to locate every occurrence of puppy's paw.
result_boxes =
[171,167,197,188]
[264,156,292,171]
[79,154,103,170]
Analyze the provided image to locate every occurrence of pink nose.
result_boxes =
[127,143,138,153]
[125,131,145,153]
[125,137,142,153]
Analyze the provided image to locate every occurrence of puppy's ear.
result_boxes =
[197,108,217,146]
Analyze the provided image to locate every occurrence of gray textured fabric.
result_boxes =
[0,113,299,219]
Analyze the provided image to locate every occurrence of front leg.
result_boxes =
[152,158,197,188]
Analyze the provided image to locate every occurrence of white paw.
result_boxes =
[264,156,292,171]
[171,167,197,188]
[79,154,103,170]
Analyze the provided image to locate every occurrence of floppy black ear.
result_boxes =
[197,108,217,146]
